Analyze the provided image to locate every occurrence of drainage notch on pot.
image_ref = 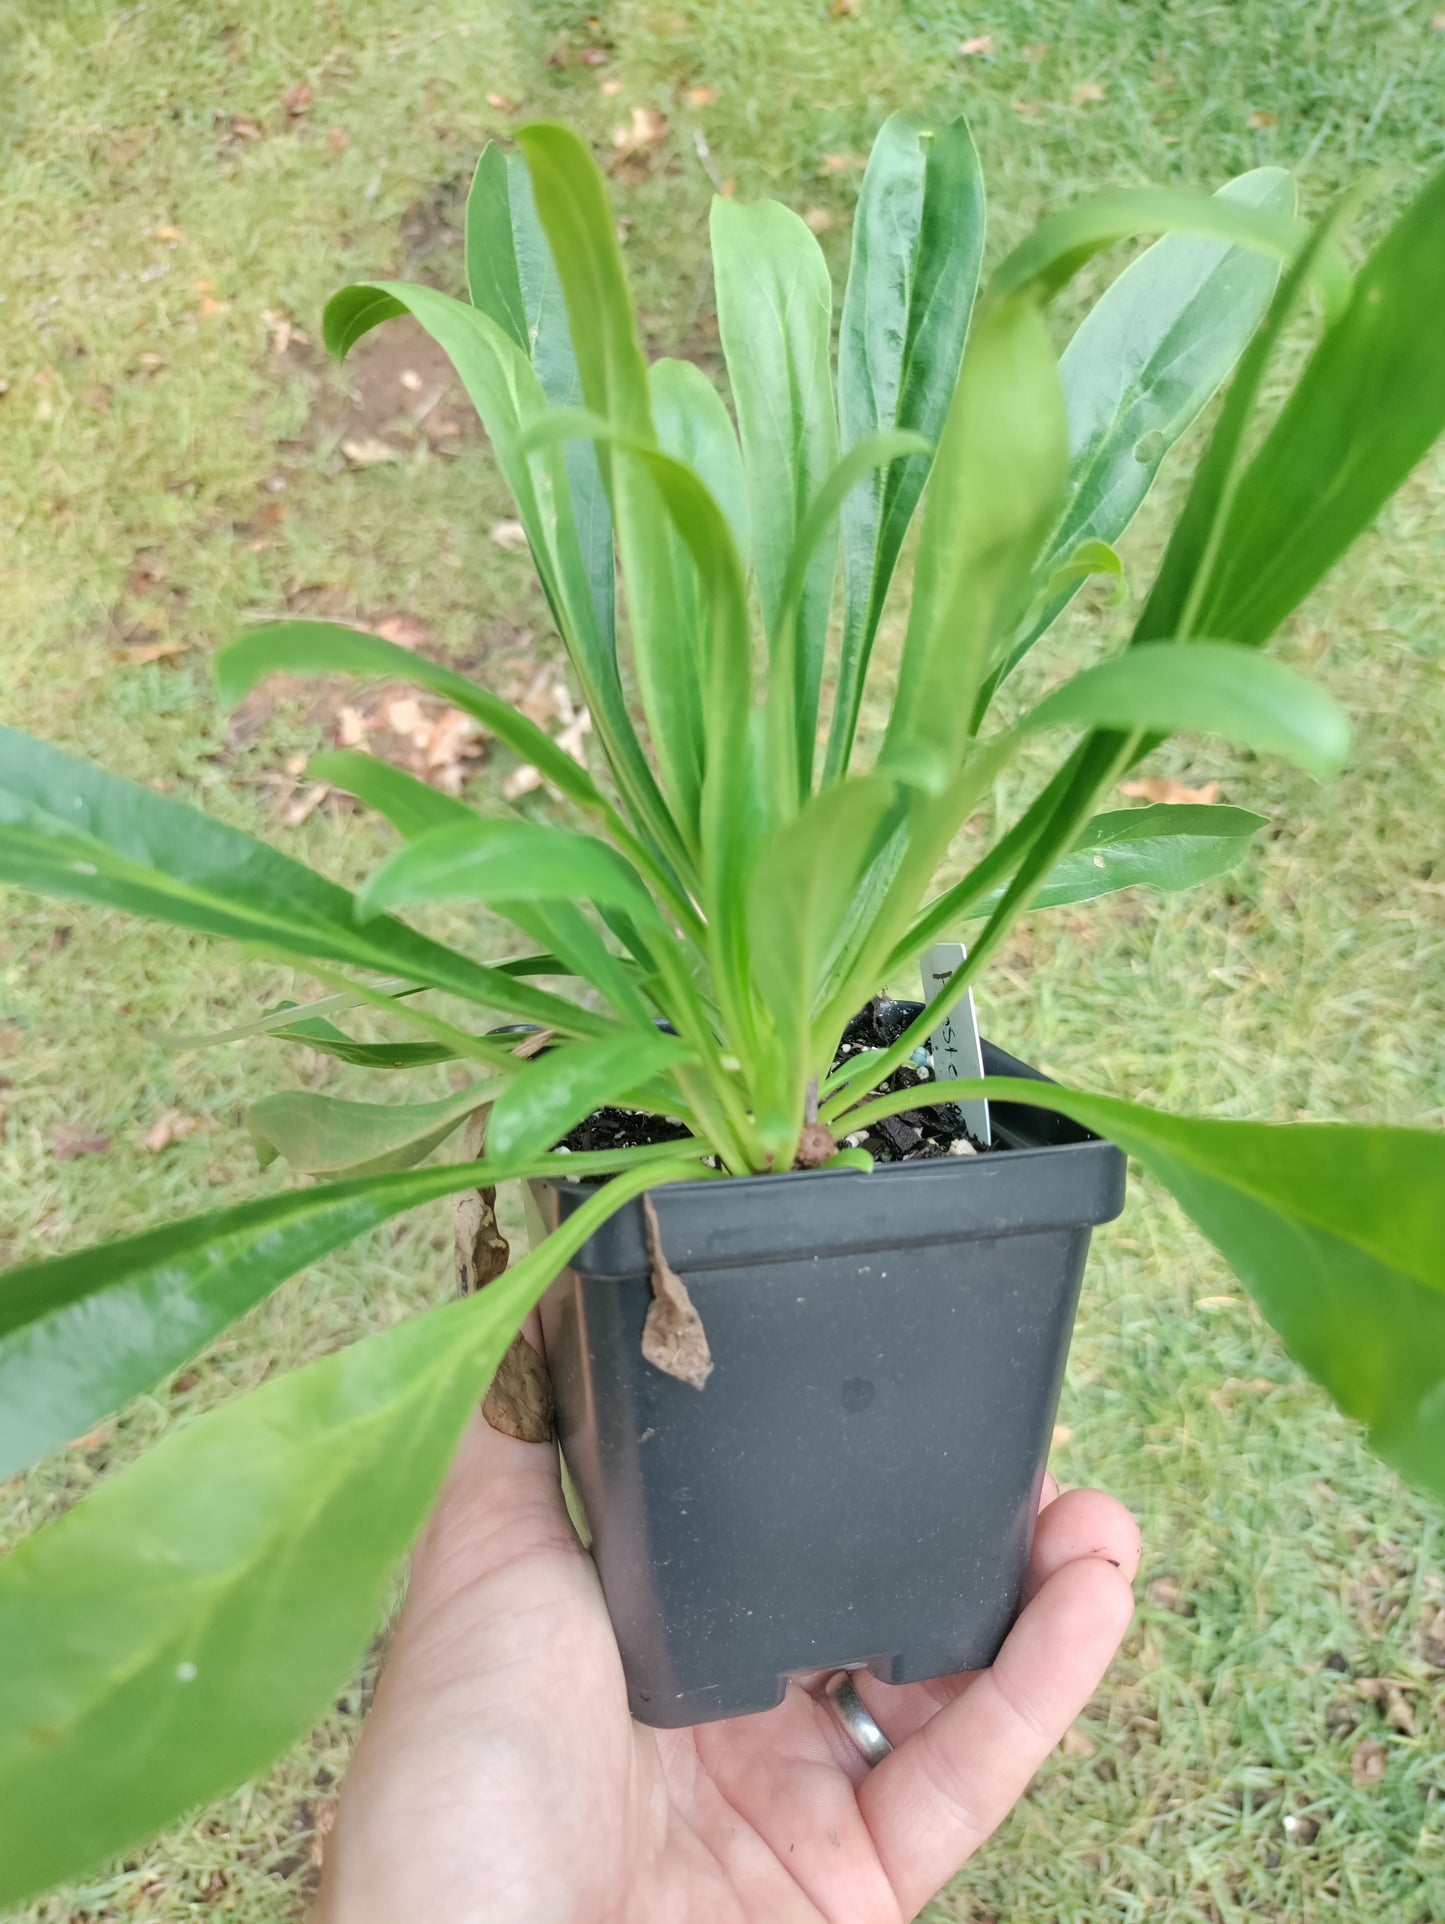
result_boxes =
[528,1030,1125,1729]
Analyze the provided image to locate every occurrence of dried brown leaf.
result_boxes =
[1351,1737,1388,1788]
[1120,776,1222,806]
[143,1109,202,1153]
[959,33,994,54]
[281,82,314,115]
[340,435,405,468]
[49,1125,110,1161]
[489,518,530,551]
[1073,80,1106,105]
[1248,109,1278,129]
[452,1107,554,1442]
[641,1197,713,1389]
[685,84,721,106]
[116,639,188,665]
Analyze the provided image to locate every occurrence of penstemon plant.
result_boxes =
[0,115,1443,1901]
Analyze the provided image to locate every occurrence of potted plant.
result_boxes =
[0,112,1442,1902]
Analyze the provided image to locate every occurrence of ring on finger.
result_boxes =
[822,1669,894,1766]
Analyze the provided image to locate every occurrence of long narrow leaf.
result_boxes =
[712,194,840,787]
[320,284,684,881]
[466,144,615,650]
[968,803,1266,915]
[487,1028,694,1160]
[984,168,1296,708]
[1184,163,1445,648]
[356,816,662,926]
[0,1143,693,1483]
[876,1081,1445,1505]
[830,109,986,781]
[0,726,586,1033]
[247,1080,502,1177]
[1023,640,1350,778]
[879,298,1067,787]
[0,1158,705,1906]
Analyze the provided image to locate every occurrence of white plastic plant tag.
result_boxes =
[920,941,991,1146]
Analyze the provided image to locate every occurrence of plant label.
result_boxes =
[921,942,991,1145]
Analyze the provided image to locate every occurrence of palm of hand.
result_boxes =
[318,1412,1137,1924]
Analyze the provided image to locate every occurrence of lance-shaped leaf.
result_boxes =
[487,1027,694,1160]
[971,1082,1445,1504]
[969,803,1266,915]
[0,1140,686,1483]
[308,748,474,838]
[879,297,1067,788]
[0,1158,704,1907]
[712,194,840,788]
[220,622,604,820]
[984,168,1295,708]
[745,775,904,1122]
[1023,640,1350,778]
[259,1011,458,1070]
[988,184,1330,307]
[356,816,662,927]
[247,1080,503,1177]
[314,748,650,1024]
[1180,162,1445,650]
[466,144,615,651]
[829,109,985,781]
[0,725,588,1034]
[319,285,682,881]
[513,124,711,845]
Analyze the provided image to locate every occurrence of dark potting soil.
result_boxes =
[559,998,1001,1169]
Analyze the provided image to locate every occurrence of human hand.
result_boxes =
[315,1374,1138,1924]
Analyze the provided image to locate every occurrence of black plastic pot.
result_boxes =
[528,1034,1125,1729]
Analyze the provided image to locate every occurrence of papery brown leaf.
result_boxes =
[641,1198,713,1389]
[1120,776,1222,806]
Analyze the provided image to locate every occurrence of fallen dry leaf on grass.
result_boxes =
[281,82,313,116]
[373,613,431,649]
[341,435,406,468]
[1073,80,1107,106]
[486,91,521,113]
[49,1125,110,1161]
[142,1110,203,1153]
[1351,1737,1388,1788]
[612,107,669,163]
[1355,1678,1420,1736]
[1248,109,1278,129]
[114,640,188,665]
[489,519,529,551]
[1120,776,1222,806]
[959,33,994,54]
[685,84,721,106]
[804,207,840,234]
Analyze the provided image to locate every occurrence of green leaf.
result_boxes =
[516,124,716,843]
[467,144,617,664]
[0,1141,681,1484]
[357,816,661,926]
[1023,640,1350,778]
[745,775,904,1137]
[978,1081,1445,1504]
[246,1080,501,1177]
[984,168,1295,707]
[220,622,604,821]
[879,296,1068,787]
[650,355,749,560]
[259,1011,458,1070]
[0,1157,704,1906]
[308,748,476,837]
[487,1028,693,1160]
[310,748,649,1023]
[971,803,1266,915]
[0,725,587,1034]
[319,286,683,885]
[712,194,840,787]
[1182,163,1445,649]
[988,184,1333,308]
[830,109,986,781]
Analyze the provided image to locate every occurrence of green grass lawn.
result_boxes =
[2,0,1444,1918]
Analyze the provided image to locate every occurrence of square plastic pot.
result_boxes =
[528,1035,1125,1729]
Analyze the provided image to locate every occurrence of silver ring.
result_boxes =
[823,1670,894,1765]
